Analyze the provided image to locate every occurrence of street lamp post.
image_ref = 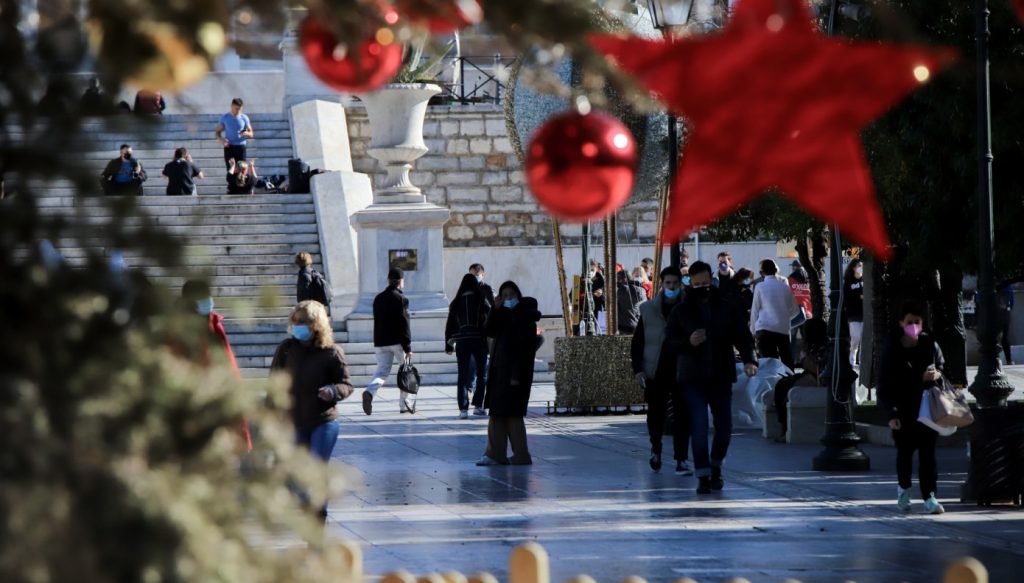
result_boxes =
[962,0,1018,503]
[647,0,694,269]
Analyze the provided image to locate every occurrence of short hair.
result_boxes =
[469,263,485,274]
[681,249,690,259]
[290,300,333,349]
[181,279,211,303]
[900,301,925,320]
[688,261,713,277]
[387,267,404,282]
[119,143,131,150]
[659,266,682,280]
[231,97,244,107]
[295,251,313,268]
[717,251,731,260]
[173,147,188,161]
[760,259,779,275]
[735,268,754,282]
[641,257,654,266]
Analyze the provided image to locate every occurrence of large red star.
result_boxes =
[592,0,957,260]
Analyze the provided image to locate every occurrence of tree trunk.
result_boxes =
[796,228,829,322]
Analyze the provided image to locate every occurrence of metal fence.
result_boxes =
[438,55,516,105]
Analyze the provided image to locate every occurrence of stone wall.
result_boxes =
[344,104,660,247]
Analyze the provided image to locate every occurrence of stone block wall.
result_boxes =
[344,104,659,247]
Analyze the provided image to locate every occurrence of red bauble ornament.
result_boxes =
[397,0,483,33]
[299,17,403,93]
[526,110,637,222]
[1015,0,1024,23]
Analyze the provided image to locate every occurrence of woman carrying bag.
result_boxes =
[476,281,542,466]
[877,301,946,514]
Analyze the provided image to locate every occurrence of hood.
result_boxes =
[513,296,542,322]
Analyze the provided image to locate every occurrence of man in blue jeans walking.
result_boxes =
[666,261,758,494]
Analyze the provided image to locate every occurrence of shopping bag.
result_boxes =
[397,358,420,395]
[928,377,975,428]
[917,390,957,436]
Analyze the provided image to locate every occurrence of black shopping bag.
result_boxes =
[397,359,420,395]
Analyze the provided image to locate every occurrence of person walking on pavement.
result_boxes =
[295,251,332,316]
[631,266,693,475]
[712,251,737,296]
[270,300,354,523]
[843,258,865,365]
[476,281,542,466]
[750,259,799,371]
[616,269,646,334]
[214,97,253,169]
[877,302,946,514]
[666,261,758,494]
[465,263,496,412]
[446,273,492,419]
[363,268,415,414]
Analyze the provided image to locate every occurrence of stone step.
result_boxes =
[107,222,319,237]
[75,143,295,157]
[55,250,321,267]
[36,192,313,206]
[55,231,319,247]
[148,273,301,287]
[55,212,318,227]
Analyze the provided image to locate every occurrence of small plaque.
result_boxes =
[389,249,418,271]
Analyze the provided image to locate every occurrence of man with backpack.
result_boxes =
[295,252,332,316]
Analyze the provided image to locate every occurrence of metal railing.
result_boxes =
[439,55,516,105]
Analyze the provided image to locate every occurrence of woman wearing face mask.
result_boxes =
[180,279,251,450]
[843,259,865,365]
[876,302,946,514]
[476,281,542,466]
[270,300,354,522]
[632,266,653,300]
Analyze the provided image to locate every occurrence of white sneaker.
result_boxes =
[897,487,912,512]
[675,460,694,476]
[924,493,945,514]
[472,407,487,416]
[475,455,500,466]
[459,410,469,419]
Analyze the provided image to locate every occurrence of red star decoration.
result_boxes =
[591,0,957,260]
[1015,0,1024,24]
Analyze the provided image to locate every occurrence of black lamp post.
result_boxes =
[647,0,694,269]
[813,0,870,471]
[961,0,1018,503]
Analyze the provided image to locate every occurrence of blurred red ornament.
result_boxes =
[397,0,483,33]
[526,110,637,222]
[299,17,403,93]
[1015,0,1024,23]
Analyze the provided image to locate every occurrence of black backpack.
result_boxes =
[288,158,311,193]
[309,270,332,306]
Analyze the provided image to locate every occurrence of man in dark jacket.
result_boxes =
[631,266,692,475]
[617,269,646,334]
[363,267,414,415]
[101,144,147,196]
[666,261,758,494]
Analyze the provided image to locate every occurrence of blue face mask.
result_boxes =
[475,275,483,283]
[682,275,692,286]
[196,298,214,315]
[663,288,681,299]
[504,298,519,309]
[292,324,312,341]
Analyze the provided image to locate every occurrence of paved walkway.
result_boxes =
[325,382,1024,583]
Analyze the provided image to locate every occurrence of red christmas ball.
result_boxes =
[299,17,403,93]
[397,0,483,33]
[1016,0,1024,24]
[526,110,637,222]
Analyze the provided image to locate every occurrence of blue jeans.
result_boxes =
[294,420,340,516]
[456,337,488,410]
[683,383,732,478]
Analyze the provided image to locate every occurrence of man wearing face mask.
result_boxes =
[666,261,758,494]
[468,263,495,309]
[363,267,415,415]
[877,302,946,514]
[101,143,147,196]
[631,266,693,475]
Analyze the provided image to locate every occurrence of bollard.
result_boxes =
[944,557,989,583]
[469,572,500,583]
[510,542,551,583]
[620,577,647,583]
[336,540,363,583]
[419,574,448,583]
[670,579,698,583]
[724,579,751,583]
[382,571,418,583]
[567,576,597,583]
[442,571,469,583]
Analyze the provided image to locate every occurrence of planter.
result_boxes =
[359,82,441,204]
[554,335,643,408]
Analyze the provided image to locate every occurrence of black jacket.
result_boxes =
[270,339,353,430]
[101,156,147,195]
[485,298,542,417]
[665,287,757,386]
[445,289,491,350]
[843,279,865,322]
[877,330,945,425]
[296,267,315,303]
[373,285,411,352]
[616,280,646,333]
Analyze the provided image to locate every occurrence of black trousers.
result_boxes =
[224,144,247,168]
[645,375,690,461]
[999,309,1014,364]
[894,422,938,500]
[756,330,795,371]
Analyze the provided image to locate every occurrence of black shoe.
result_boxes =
[362,391,373,415]
[710,466,724,491]
[649,452,662,472]
[696,477,712,494]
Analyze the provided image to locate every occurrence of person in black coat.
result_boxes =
[446,273,492,418]
[100,144,147,196]
[665,261,758,494]
[876,301,946,514]
[476,281,541,466]
[362,267,415,415]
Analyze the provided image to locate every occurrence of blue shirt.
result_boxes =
[219,112,251,146]
[114,160,133,183]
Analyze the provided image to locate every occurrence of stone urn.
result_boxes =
[359,82,441,204]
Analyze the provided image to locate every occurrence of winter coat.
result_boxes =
[270,338,354,430]
[373,286,411,352]
[101,156,147,196]
[616,280,646,333]
[445,288,491,351]
[484,297,542,417]
[843,279,865,322]
[877,330,945,427]
[665,287,757,386]
[631,292,680,380]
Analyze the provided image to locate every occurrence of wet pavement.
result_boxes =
[325,382,1024,583]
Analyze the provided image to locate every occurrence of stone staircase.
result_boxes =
[23,113,552,388]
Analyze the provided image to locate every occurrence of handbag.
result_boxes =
[928,376,974,428]
[397,358,420,395]
[917,390,957,436]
